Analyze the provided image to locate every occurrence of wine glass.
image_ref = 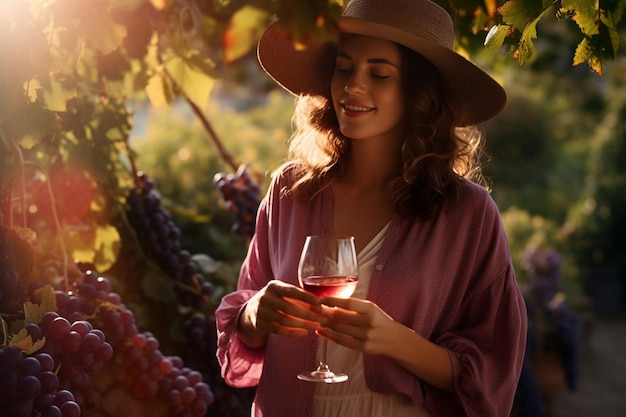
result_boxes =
[297,235,359,383]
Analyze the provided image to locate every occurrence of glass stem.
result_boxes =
[317,338,331,373]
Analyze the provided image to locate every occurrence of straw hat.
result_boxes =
[257,0,506,126]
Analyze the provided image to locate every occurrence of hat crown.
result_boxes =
[343,0,455,49]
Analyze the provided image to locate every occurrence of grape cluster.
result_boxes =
[213,167,261,245]
[125,172,214,312]
[0,347,80,417]
[54,269,215,416]
[38,313,114,398]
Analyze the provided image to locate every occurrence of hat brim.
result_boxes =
[257,19,506,126]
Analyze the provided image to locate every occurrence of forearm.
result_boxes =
[237,298,269,349]
[383,320,454,392]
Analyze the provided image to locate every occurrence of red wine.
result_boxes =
[302,275,357,298]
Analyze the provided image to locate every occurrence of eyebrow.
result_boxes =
[336,51,400,69]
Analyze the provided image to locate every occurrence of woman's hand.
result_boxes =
[316,297,398,355]
[318,296,455,392]
[237,280,328,348]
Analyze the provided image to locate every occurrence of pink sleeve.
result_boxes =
[215,289,265,387]
[215,171,280,387]
[426,265,527,416]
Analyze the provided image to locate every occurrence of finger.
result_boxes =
[316,327,362,350]
[320,297,374,315]
[258,302,325,331]
[269,281,322,308]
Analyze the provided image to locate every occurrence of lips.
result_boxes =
[341,103,374,116]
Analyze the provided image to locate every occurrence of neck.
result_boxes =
[342,137,402,189]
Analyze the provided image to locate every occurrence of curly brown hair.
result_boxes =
[285,43,488,219]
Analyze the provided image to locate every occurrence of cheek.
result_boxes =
[380,87,406,118]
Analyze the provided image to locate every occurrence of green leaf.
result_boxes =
[67,224,121,272]
[71,0,127,55]
[562,0,600,36]
[499,0,542,30]
[164,51,216,110]
[9,328,47,355]
[146,73,174,107]
[484,24,511,49]
[27,73,78,113]
[4,102,62,150]
[573,37,603,75]
[513,4,556,64]
[600,10,622,58]
[517,17,540,64]
[33,285,58,316]
[93,224,122,272]
[223,5,270,63]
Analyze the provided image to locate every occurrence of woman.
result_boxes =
[216,0,527,416]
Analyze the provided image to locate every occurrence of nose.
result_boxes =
[344,71,366,94]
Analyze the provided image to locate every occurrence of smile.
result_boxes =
[342,104,374,113]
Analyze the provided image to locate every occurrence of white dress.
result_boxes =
[313,224,434,417]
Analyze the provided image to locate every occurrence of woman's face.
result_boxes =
[330,34,406,142]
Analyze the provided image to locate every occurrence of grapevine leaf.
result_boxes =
[33,284,59,315]
[23,301,46,325]
[164,51,216,110]
[67,224,121,272]
[9,329,33,349]
[27,73,77,113]
[499,0,542,31]
[9,328,46,354]
[74,1,127,55]
[513,4,555,64]
[600,11,622,58]
[92,224,122,273]
[485,24,512,49]
[4,102,62,150]
[146,73,173,107]
[561,0,599,36]
[223,5,270,64]
[573,37,603,75]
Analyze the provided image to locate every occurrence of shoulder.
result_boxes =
[440,180,503,230]
[269,161,304,189]
[455,180,499,213]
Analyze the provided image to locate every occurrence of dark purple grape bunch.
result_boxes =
[213,166,261,245]
[55,269,215,416]
[0,346,81,417]
[520,247,562,306]
[125,172,214,312]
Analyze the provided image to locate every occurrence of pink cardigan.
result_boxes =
[216,164,527,417]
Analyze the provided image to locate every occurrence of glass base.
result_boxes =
[297,370,349,383]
